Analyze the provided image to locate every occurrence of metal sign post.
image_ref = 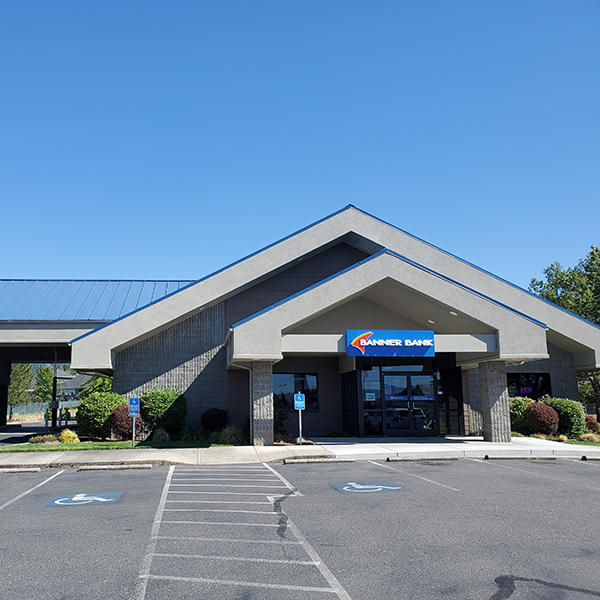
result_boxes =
[294,392,305,444]
[128,397,140,448]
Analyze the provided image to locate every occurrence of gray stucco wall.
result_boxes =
[113,242,368,430]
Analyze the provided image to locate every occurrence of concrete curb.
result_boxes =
[0,467,41,473]
[283,457,356,464]
[78,464,153,471]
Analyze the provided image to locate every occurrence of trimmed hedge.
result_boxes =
[585,414,600,434]
[140,388,187,437]
[540,396,585,438]
[200,408,228,433]
[109,404,148,440]
[509,397,534,434]
[524,403,559,435]
[77,392,124,438]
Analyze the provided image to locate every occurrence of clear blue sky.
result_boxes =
[1,2,598,289]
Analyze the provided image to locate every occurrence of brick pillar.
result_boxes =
[251,361,274,446]
[0,360,11,427]
[479,361,511,442]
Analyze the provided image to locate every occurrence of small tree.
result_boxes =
[7,363,34,421]
[34,365,59,407]
[78,375,112,401]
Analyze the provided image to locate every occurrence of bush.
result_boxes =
[152,428,170,442]
[579,433,600,443]
[29,434,58,444]
[109,404,149,441]
[181,428,207,444]
[524,403,559,435]
[509,397,534,434]
[540,396,586,438]
[140,389,187,437]
[585,414,600,434]
[215,425,247,445]
[58,429,80,444]
[200,408,228,433]
[76,392,124,438]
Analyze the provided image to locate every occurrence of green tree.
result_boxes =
[7,363,34,421]
[530,245,600,418]
[78,375,112,401]
[34,365,59,406]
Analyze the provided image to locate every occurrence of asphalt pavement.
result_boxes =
[1,459,600,599]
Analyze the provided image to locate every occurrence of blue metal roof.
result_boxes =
[0,280,194,321]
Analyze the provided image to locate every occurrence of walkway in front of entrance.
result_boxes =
[312,435,600,461]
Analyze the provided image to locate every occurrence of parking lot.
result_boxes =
[1,458,600,599]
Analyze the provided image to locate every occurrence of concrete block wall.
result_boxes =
[506,343,578,400]
[112,302,228,427]
[463,367,483,435]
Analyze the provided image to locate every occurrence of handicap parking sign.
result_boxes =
[46,492,123,507]
[294,393,305,410]
[330,482,409,494]
[128,397,140,416]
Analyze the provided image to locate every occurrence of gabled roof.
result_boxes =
[0,280,193,321]
[70,205,600,370]
[227,249,549,363]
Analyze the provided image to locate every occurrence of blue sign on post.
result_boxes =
[128,397,140,416]
[294,393,306,410]
[346,330,435,358]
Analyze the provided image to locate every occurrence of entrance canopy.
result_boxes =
[227,249,549,367]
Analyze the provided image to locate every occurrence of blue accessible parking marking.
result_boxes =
[330,481,409,494]
[46,492,123,507]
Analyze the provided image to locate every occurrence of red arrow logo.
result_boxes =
[350,331,374,355]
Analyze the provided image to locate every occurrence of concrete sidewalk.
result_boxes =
[0,436,599,468]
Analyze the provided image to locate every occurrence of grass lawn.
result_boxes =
[565,440,600,447]
[0,441,232,452]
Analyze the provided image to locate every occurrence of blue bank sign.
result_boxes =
[346,330,435,358]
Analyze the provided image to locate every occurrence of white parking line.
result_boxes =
[162,520,281,527]
[165,499,272,505]
[369,460,460,491]
[144,573,336,594]
[168,490,274,496]
[164,508,278,515]
[170,483,288,488]
[132,465,174,600]
[0,469,65,512]
[469,458,600,492]
[156,535,302,545]
[262,462,303,496]
[171,478,278,482]
[154,552,318,566]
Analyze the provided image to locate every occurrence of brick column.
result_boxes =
[0,360,11,427]
[251,361,274,446]
[478,361,511,442]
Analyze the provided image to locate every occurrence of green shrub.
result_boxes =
[29,434,58,444]
[540,396,585,438]
[181,428,207,444]
[140,389,187,437]
[58,429,80,444]
[200,408,227,433]
[585,414,600,434]
[509,397,534,434]
[76,392,124,438]
[524,403,559,435]
[152,428,170,442]
[216,425,247,446]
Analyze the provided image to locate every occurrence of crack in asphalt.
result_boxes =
[490,575,600,599]
[271,490,295,539]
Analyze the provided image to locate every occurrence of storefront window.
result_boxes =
[273,373,319,411]
[507,373,551,400]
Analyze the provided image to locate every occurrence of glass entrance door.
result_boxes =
[383,373,437,436]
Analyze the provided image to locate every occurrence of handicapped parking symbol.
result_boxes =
[330,481,409,494]
[46,492,123,506]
